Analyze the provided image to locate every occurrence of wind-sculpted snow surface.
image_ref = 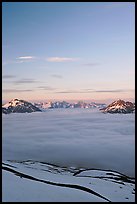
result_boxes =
[2,161,135,202]
[2,109,135,177]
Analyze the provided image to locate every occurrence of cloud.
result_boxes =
[38,86,56,91]
[46,57,79,62]
[2,108,135,177]
[51,74,63,78]
[14,78,38,84]
[3,89,33,93]
[94,89,134,93]
[54,90,87,94]
[54,89,134,94]
[3,56,78,66]
[95,89,124,93]
[83,88,94,91]
[16,56,35,60]
[14,56,37,64]
[2,75,16,79]
[2,57,36,66]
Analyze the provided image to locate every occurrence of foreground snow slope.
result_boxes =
[2,161,135,202]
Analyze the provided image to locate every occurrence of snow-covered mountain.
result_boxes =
[2,99,42,114]
[100,99,135,114]
[34,101,106,109]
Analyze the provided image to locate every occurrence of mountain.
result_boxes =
[2,99,42,114]
[100,99,135,114]
[34,101,106,109]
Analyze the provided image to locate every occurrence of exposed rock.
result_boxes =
[100,99,135,114]
[2,99,42,114]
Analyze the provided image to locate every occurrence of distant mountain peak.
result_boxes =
[2,98,42,114]
[100,99,135,114]
[34,100,106,109]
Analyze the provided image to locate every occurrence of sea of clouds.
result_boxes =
[2,109,135,177]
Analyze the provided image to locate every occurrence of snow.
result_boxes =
[102,100,135,113]
[3,172,105,202]
[2,161,135,202]
[2,108,135,202]
[3,171,100,202]
[2,98,23,108]
[2,103,10,108]
[112,104,125,109]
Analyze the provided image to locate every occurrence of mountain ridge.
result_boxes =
[2,98,135,114]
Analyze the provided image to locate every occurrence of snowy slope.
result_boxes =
[2,160,135,202]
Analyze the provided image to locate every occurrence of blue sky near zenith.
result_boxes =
[2,2,135,103]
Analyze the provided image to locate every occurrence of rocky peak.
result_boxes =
[100,99,135,114]
[2,99,42,114]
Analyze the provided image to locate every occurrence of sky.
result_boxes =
[2,2,135,103]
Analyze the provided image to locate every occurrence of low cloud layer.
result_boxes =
[3,89,33,93]
[2,109,135,177]
[95,89,126,93]
[54,89,134,94]
[14,78,38,84]
[38,86,56,91]
[2,75,16,79]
